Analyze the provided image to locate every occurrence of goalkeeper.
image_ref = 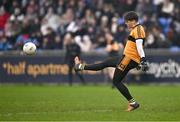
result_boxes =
[74,11,148,111]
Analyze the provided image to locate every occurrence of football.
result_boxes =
[23,42,36,55]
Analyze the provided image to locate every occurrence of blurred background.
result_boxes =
[0,0,180,84]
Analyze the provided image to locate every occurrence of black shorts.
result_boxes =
[112,55,139,83]
[117,55,139,72]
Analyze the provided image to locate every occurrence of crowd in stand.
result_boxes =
[0,0,179,52]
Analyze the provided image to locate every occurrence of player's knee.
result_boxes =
[112,70,124,86]
[112,76,121,86]
[113,79,118,86]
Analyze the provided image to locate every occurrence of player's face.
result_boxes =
[125,20,137,31]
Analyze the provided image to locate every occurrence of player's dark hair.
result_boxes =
[124,11,139,22]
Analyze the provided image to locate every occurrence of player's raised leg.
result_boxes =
[74,56,119,71]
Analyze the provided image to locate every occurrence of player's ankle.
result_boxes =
[79,64,85,70]
[129,98,137,104]
[75,63,85,71]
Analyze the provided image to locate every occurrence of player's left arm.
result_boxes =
[136,39,145,59]
[135,26,148,71]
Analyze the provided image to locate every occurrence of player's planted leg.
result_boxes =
[112,57,140,111]
[113,69,140,111]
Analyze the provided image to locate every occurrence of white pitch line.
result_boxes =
[0,109,113,117]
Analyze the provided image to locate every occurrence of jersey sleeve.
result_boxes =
[132,25,145,39]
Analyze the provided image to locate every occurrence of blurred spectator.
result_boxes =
[151,26,171,48]
[64,33,85,86]
[53,34,63,49]
[136,0,155,17]
[0,31,12,50]
[40,18,50,36]
[61,7,74,25]
[114,25,127,44]
[105,31,122,57]
[9,7,24,22]
[41,27,56,49]
[0,6,10,30]
[75,35,92,53]
[25,0,38,22]
[161,0,174,18]
[93,33,106,51]
[145,30,155,48]
[111,17,118,34]
[44,7,60,32]
[104,31,121,85]
[56,0,65,16]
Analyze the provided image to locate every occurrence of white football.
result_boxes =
[23,42,36,55]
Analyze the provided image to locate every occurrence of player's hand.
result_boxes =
[137,57,149,72]
[140,57,149,72]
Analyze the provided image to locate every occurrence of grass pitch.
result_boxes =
[0,84,180,121]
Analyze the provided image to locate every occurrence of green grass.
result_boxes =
[0,84,180,121]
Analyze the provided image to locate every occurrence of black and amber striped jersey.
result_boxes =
[123,24,145,63]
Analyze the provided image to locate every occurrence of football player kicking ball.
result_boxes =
[74,11,148,112]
